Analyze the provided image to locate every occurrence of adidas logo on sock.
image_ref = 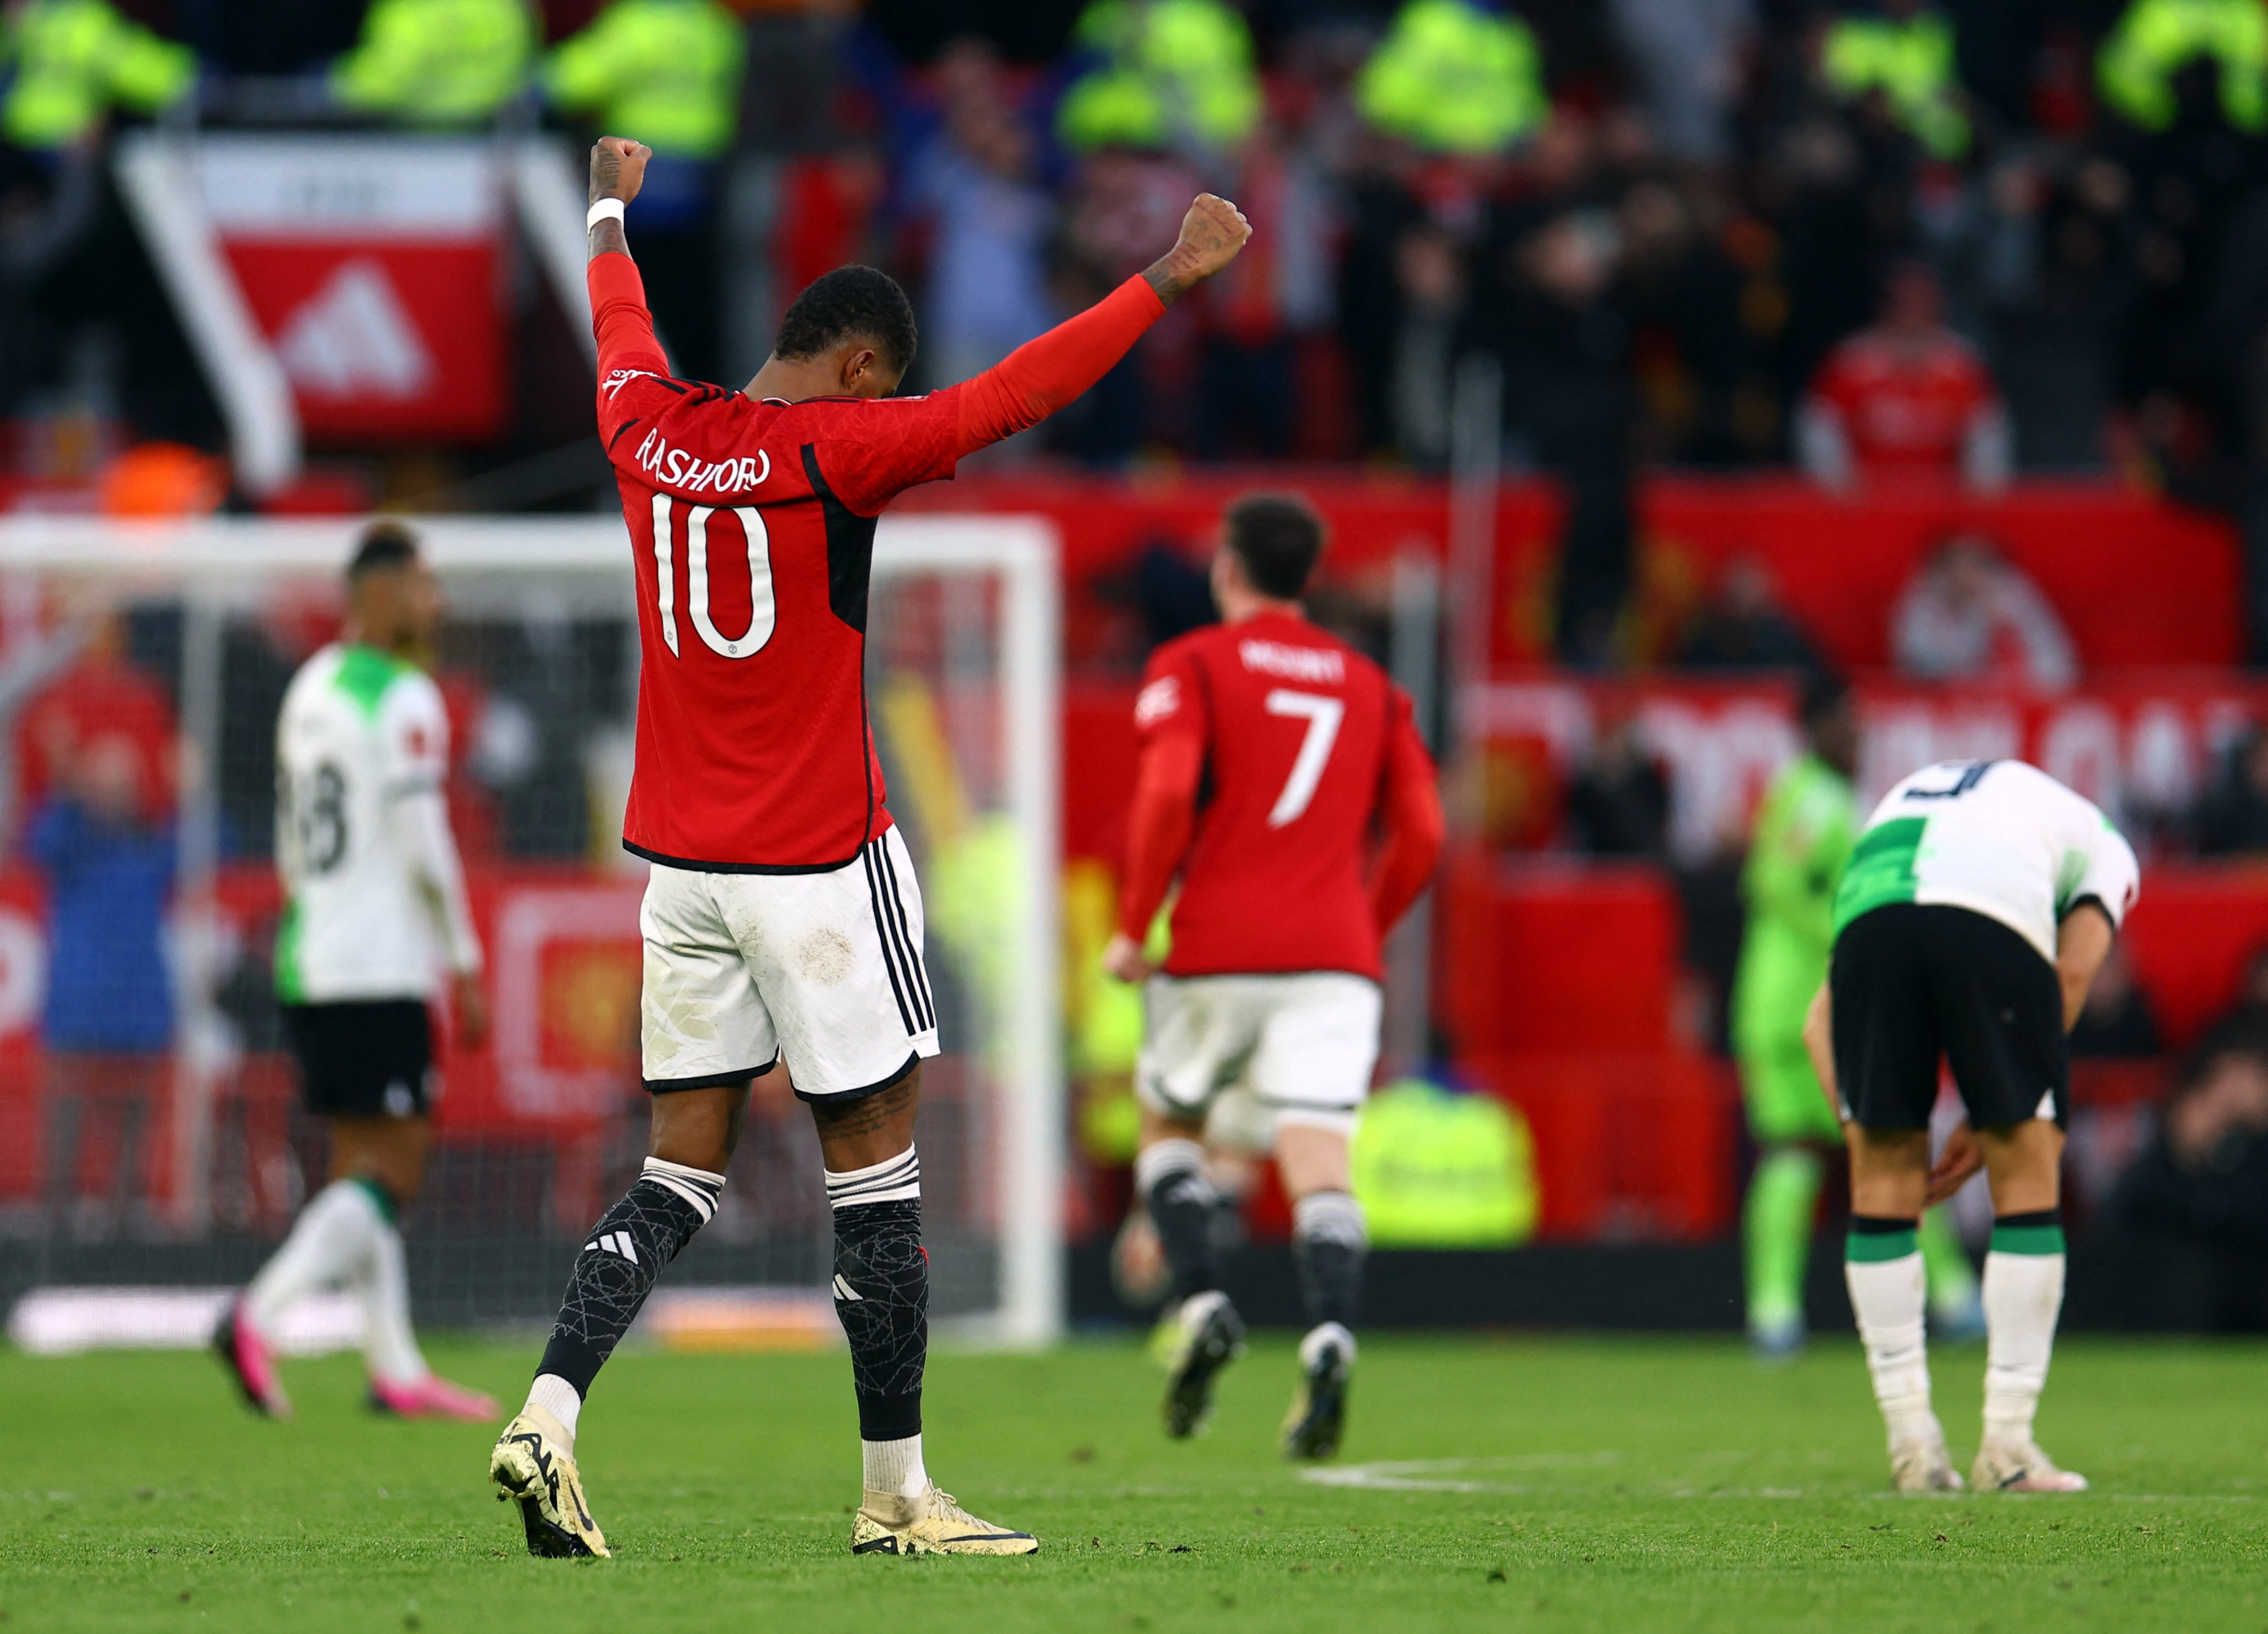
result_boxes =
[584,1231,640,1263]
[831,1273,863,1302]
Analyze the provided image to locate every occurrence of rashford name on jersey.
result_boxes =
[587,252,1170,874]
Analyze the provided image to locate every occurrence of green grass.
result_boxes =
[2,1334,2265,1632]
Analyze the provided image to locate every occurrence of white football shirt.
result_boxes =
[1833,759,2139,965]
[274,643,480,1003]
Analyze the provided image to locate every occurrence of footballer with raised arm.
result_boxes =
[1102,494,1444,1458]
[217,522,495,1424]
[1803,758,2137,1494]
[489,136,1250,1560]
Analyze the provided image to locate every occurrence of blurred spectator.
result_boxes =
[544,0,745,383]
[1890,535,2079,689]
[1355,0,1547,156]
[30,728,178,1237]
[1498,210,1637,665]
[2106,1024,2268,1325]
[1678,557,1823,672]
[1797,261,2011,494]
[901,42,1055,393]
[1386,221,1468,467]
[17,615,175,842]
[29,730,174,1053]
[1056,0,1261,160]
[2096,0,2268,135]
[1618,177,1752,465]
[1966,156,2133,471]
[1819,1,1971,162]
[2071,940,2165,1058]
[1565,711,1668,856]
[1608,0,1753,165]
[98,442,227,517]
[330,0,535,126]
[2192,725,2268,855]
[1194,122,1336,459]
[0,0,194,151]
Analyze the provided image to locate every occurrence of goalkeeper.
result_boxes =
[1733,673,1980,1356]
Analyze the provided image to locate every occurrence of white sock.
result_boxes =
[1845,1248,1937,1449]
[245,1178,385,1333]
[359,1211,427,1387]
[525,1373,583,1449]
[1982,1249,2065,1446]
[1300,1320,1357,1370]
[863,1433,927,1501]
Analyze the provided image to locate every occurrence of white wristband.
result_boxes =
[586,198,627,231]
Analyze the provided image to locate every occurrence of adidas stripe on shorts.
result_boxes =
[637,825,940,1102]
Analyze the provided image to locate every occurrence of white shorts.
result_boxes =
[1136,971,1381,1132]
[639,828,940,1102]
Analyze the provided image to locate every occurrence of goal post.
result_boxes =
[0,512,1066,1351]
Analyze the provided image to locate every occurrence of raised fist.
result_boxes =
[589,137,652,207]
[1142,193,1253,305]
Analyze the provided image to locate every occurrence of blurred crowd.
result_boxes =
[9,4,2268,495]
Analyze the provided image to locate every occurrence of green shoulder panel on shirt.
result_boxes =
[330,644,414,722]
[273,898,304,1003]
[1832,815,1926,936]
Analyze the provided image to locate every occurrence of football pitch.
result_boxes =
[4,1334,2263,1633]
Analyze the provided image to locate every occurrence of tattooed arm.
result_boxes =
[587,135,651,263]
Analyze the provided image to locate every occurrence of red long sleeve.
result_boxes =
[1116,732,1204,943]
[589,251,669,379]
[954,276,1166,458]
[1368,713,1445,935]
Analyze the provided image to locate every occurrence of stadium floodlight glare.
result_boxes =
[0,513,1065,1352]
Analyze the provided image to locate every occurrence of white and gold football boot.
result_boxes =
[489,1406,610,1558]
[850,1484,1038,1556]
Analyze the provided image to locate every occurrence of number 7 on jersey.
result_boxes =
[1265,689,1344,827]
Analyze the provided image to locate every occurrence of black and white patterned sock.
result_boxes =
[534,1157,724,1399]
[1292,1189,1368,1331]
[828,1148,928,1445]
[1135,1138,1222,1303]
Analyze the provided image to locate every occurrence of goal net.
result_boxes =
[0,514,1063,1352]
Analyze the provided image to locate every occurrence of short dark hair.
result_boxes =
[775,266,919,378]
[1224,493,1325,600]
[1799,669,1852,732]
[349,519,419,582]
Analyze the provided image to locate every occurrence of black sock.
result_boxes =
[537,1158,723,1396]
[1135,1138,1222,1302]
[1292,1189,1367,1331]
[832,1192,928,1441]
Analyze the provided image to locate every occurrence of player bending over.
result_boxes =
[216,522,495,1423]
[1103,494,1443,1458]
[1805,757,2135,1493]
[1733,673,1981,1358]
[489,136,1250,1560]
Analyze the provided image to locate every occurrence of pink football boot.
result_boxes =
[213,1299,292,1419]
[369,1374,499,1422]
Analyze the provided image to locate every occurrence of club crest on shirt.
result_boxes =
[1135,675,1181,727]
[631,429,769,496]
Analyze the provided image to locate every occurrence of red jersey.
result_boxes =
[1119,611,1441,981]
[1809,329,1997,476]
[589,252,1164,869]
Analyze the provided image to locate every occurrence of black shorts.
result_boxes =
[1829,903,2068,1132]
[284,1000,435,1120]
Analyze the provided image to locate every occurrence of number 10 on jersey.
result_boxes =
[650,496,777,660]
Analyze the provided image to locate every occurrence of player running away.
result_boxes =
[1103,494,1444,1458]
[489,137,1250,1559]
[216,522,495,1423]
[1805,758,2137,1493]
